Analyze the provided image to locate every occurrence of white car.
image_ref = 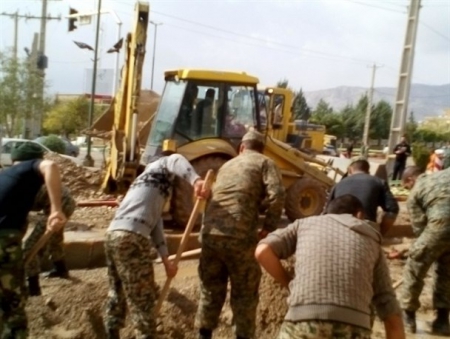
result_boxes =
[0,138,79,168]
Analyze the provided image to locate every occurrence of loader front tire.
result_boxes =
[284,177,327,221]
[171,155,229,230]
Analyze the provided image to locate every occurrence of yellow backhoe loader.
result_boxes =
[88,2,344,228]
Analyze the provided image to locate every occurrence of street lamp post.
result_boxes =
[83,0,102,167]
[150,21,162,91]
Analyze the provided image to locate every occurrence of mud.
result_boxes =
[27,254,437,339]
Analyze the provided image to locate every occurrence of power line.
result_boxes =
[345,0,406,13]
[152,10,372,65]
[420,21,450,41]
[164,23,369,66]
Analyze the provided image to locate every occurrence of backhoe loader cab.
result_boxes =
[138,69,343,228]
[142,70,260,162]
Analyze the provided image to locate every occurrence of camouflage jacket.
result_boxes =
[32,185,76,218]
[443,148,450,170]
[202,149,285,244]
[407,168,450,237]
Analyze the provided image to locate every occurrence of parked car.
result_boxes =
[34,136,80,157]
[0,138,78,168]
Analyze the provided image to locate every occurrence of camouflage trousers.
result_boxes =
[277,321,371,339]
[400,232,450,311]
[195,236,262,338]
[0,231,28,339]
[104,230,157,339]
[22,216,65,277]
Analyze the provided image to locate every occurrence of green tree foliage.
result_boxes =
[43,96,102,137]
[0,51,43,136]
[292,89,311,121]
[411,142,431,171]
[42,135,66,154]
[310,99,333,122]
[369,100,393,142]
[405,111,418,142]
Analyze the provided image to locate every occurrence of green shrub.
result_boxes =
[411,142,430,172]
[42,135,66,154]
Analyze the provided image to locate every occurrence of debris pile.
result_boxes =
[44,153,103,199]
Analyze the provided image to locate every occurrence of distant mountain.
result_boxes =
[303,84,450,121]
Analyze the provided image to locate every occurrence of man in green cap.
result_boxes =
[195,129,285,339]
[0,142,66,339]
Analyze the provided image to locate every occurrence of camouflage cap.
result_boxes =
[242,130,265,144]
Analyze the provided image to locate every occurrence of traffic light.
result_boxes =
[68,8,78,32]
[37,54,48,70]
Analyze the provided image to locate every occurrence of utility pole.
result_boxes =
[23,33,39,139]
[387,0,422,154]
[0,11,20,59]
[362,63,383,150]
[83,0,103,167]
[150,21,163,90]
[13,12,19,59]
[35,0,48,138]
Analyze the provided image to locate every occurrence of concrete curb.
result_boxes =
[59,224,413,270]
[61,230,201,270]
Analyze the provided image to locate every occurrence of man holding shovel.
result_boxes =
[0,142,65,339]
[103,140,209,339]
[195,130,285,339]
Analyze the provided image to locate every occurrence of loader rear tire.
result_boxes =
[285,177,327,221]
[171,155,229,230]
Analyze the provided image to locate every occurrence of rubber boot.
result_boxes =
[44,260,69,279]
[403,310,416,333]
[28,275,42,296]
[431,308,450,335]
[198,328,212,339]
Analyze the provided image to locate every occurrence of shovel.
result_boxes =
[155,169,214,314]
[24,229,53,266]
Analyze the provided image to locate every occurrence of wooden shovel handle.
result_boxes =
[155,169,215,314]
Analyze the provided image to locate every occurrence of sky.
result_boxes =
[0,0,449,98]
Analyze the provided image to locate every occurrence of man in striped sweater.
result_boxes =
[256,194,405,339]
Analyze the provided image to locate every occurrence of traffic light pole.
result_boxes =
[66,8,122,97]
[83,0,102,167]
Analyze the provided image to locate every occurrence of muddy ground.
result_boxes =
[27,244,440,339]
[28,156,434,338]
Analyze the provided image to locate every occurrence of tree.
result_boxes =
[369,100,392,143]
[43,96,102,137]
[292,88,311,121]
[310,99,333,124]
[404,111,418,142]
[0,50,44,137]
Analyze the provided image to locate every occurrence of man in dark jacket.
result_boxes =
[325,157,399,235]
[392,136,411,181]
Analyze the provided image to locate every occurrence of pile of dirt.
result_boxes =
[44,153,102,199]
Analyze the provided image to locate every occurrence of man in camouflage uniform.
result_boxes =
[195,130,285,339]
[401,166,450,334]
[22,185,76,296]
[0,143,66,339]
[103,141,208,339]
